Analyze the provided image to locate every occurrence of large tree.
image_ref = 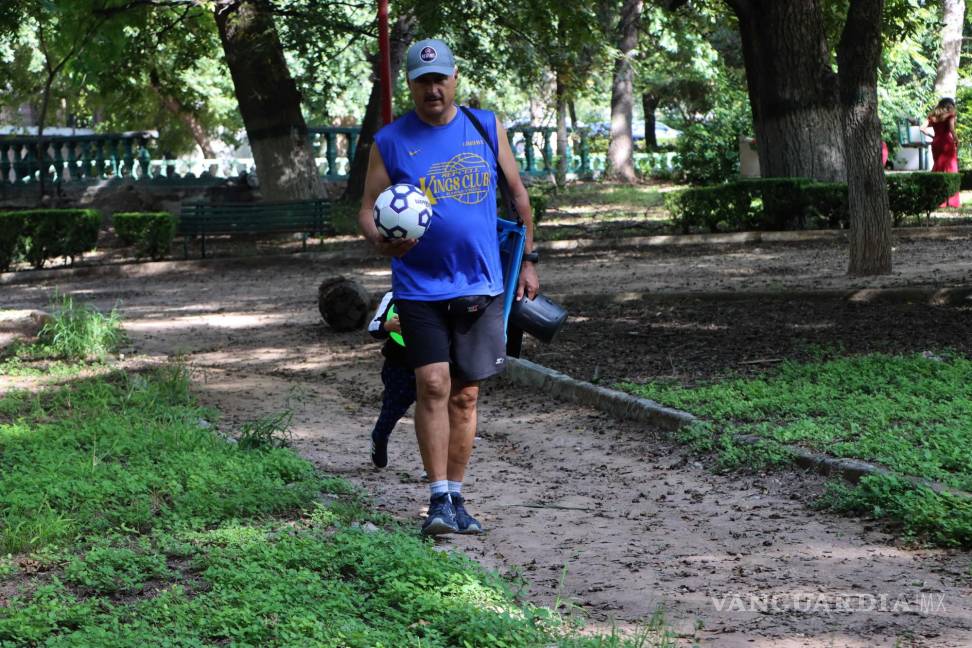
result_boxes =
[935,0,966,99]
[606,0,643,182]
[214,0,322,200]
[724,0,846,182]
[839,0,891,275]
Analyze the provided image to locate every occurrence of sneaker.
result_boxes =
[451,493,483,534]
[371,431,388,468]
[421,493,458,536]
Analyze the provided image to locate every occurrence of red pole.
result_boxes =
[377,0,393,125]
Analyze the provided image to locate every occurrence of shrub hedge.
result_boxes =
[113,211,177,260]
[886,172,961,225]
[960,169,972,191]
[667,173,959,234]
[0,212,26,272]
[5,209,101,269]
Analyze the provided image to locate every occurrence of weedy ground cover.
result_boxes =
[3,294,123,362]
[622,352,972,547]
[0,365,678,646]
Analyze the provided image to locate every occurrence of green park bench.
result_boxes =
[896,117,931,170]
[178,198,331,258]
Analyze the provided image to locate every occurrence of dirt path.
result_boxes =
[3,235,972,646]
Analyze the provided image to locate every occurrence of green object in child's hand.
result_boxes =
[387,304,405,347]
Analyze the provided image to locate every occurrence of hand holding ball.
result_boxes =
[373,184,433,241]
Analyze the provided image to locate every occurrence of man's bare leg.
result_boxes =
[446,380,483,533]
[413,362,451,482]
[447,381,479,482]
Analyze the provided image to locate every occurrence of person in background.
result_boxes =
[925,97,961,207]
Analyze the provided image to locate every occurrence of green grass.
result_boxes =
[621,352,972,547]
[554,183,668,209]
[0,365,321,554]
[0,367,679,646]
[11,294,123,361]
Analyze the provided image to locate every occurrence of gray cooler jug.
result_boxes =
[510,294,568,343]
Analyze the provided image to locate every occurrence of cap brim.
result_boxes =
[407,65,456,80]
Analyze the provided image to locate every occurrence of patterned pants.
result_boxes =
[372,362,417,441]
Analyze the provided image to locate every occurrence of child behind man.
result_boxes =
[368,291,416,468]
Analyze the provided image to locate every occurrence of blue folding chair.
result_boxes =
[497,217,526,353]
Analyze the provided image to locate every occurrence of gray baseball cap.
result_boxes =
[406,39,456,80]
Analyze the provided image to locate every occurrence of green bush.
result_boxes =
[16,209,100,268]
[527,183,555,225]
[741,177,813,230]
[674,92,752,185]
[960,169,972,191]
[669,178,829,233]
[887,172,961,225]
[0,211,26,272]
[802,182,849,228]
[113,211,177,260]
[666,183,753,233]
[675,122,741,185]
[669,174,962,234]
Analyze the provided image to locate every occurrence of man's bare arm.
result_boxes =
[495,117,539,299]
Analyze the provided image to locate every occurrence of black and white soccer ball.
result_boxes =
[373,183,433,240]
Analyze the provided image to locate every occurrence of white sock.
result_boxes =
[448,480,462,495]
[430,480,449,498]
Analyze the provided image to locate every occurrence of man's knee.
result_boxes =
[449,383,479,414]
[416,363,451,402]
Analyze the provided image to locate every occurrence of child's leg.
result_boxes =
[373,363,416,440]
[371,362,417,468]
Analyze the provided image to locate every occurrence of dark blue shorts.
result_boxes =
[395,295,506,382]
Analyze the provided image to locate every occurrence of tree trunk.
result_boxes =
[934,0,965,100]
[728,0,846,181]
[214,0,321,201]
[344,13,416,201]
[607,0,642,183]
[839,0,890,275]
[642,92,659,150]
[149,71,215,158]
[556,73,568,188]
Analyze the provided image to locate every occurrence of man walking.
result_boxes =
[357,38,539,535]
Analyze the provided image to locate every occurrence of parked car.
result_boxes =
[582,120,682,141]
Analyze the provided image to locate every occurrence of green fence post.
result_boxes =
[542,129,554,174]
[348,132,359,167]
[580,131,591,178]
[523,129,536,175]
[325,132,337,178]
[94,138,106,178]
[122,138,135,178]
[0,143,9,183]
[138,137,151,179]
[50,140,65,183]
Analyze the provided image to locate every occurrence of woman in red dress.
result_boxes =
[925,97,960,207]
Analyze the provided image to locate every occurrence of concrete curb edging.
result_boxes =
[541,223,972,253]
[505,357,972,500]
[505,357,696,431]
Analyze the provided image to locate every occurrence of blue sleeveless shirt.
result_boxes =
[374,107,503,301]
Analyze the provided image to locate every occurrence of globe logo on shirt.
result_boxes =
[421,152,491,205]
